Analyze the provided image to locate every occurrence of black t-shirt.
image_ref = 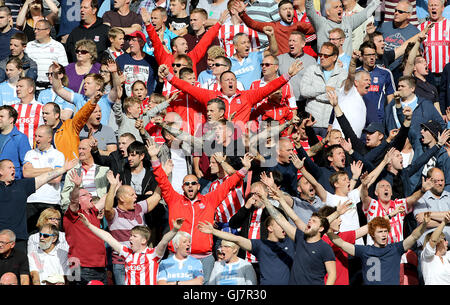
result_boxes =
[0,248,30,284]
[0,178,36,240]
[166,16,190,32]
[414,77,439,103]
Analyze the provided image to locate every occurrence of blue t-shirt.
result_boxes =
[116,53,157,97]
[58,0,81,37]
[251,238,295,285]
[38,88,76,112]
[0,81,19,106]
[71,93,113,126]
[378,22,419,71]
[289,229,335,285]
[143,27,178,56]
[198,69,214,85]
[157,255,204,282]
[230,51,264,90]
[354,242,404,285]
[356,65,395,125]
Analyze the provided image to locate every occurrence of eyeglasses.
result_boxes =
[48,217,61,221]
[76,49,89,55]
[172,63,187,68]
[34,27,49,31]
[318,53,335,58]
[394,9,409,14]
[39,233,56,239]
[45,72,53,77]
[363,53,377,57]
[213,63,227,67]
[0,241,12,246]
[260,63,276,67]
[183,181,198,186]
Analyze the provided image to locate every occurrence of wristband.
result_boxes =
[388,214,392,220]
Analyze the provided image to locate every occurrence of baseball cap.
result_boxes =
[363,122,385,136]
[126,31,146,42]
[420,120,443,140]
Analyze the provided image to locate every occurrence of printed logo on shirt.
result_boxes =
[94,36,100,42]
[373,77,378,84]
[199,203,205,209]
[369,85,380,92]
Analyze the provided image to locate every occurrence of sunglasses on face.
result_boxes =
[394,9,409,14]
[39,233,55,238]
[213,63,227,67]
[76,49,89,55]
[260,63,276,67]
[183,181,198,186]
[318,52,335,58]
[172,63,186,68]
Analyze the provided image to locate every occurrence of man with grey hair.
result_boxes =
[0,229,30,285]
[157,231,204,285]
[305,0,380,56]
[0,272,18,285]
[27,224,69,285]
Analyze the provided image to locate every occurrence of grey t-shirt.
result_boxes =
[131,168,146,195]
[289,195,325,226]
[79,124,117,151]
[277,52,317,101]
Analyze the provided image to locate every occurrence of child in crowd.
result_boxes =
[166,0,190,36]
[99,27,125,62]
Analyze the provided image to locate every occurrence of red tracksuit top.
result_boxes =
[167,72,292,124]
[145,22,222,76]
[152,160,247,254]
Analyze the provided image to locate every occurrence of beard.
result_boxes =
[39,239,53,251]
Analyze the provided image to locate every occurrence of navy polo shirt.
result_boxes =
[0,178,36,240]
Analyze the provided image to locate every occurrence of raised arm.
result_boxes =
[154,218,184,257]
[34,158,77,190]
[51,63,73,102]
[260,192,297,241]
[326,232,355,256]
[198,221,252,252]
[292,154,327,202]
[427,212,450,249]
[405,177,433,207]
[78,213,123,253]
[104,171,121,223]
[403,212,431,251]
[262,26,279,57]
[106,59,123,103]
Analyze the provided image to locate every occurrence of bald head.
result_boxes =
[0,272,18,285]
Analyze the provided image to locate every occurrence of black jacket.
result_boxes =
[65,18,110,62]
[92,149,127,177]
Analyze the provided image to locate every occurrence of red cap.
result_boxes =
[87,280,104,285]
[127,31,146,42]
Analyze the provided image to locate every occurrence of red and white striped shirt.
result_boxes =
[119,246,162,285]
[219,22,261,57]
[13,100,43,148]
[364,198,411,245]
[418,18,450,73]
[246,207,263,263]
[209,175,245,223]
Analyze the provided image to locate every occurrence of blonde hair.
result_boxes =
[150,93,166,104]
[75,39,98,63]
[123,96,141,113]
[36,208,61,229]
[207,45,226,59]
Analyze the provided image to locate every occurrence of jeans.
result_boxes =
[112,263,125,285]
[78,267,107,285]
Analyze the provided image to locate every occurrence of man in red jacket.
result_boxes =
[140,7,228,76]
[146,140,254,283]
[234,0,315,55]
[158,59,304,132]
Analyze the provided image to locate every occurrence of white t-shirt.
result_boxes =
[170,147,188,194]
[421,241,450,285]
[326,189,364,245]
[28,247,70,285]
[24,146,65,204]
[332,86,367,138]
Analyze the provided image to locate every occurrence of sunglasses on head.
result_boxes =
[39,233,55,238]
[76,49,89,55]
[183,181,198,186]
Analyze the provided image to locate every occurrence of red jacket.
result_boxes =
[152,160,247,254]
[239,11,315,55]
[167,72,291,125]
[145,22,222,76]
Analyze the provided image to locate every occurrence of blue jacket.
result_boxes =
[439,62,450,113]
[384,96,446,190]
[0,126,31,179]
